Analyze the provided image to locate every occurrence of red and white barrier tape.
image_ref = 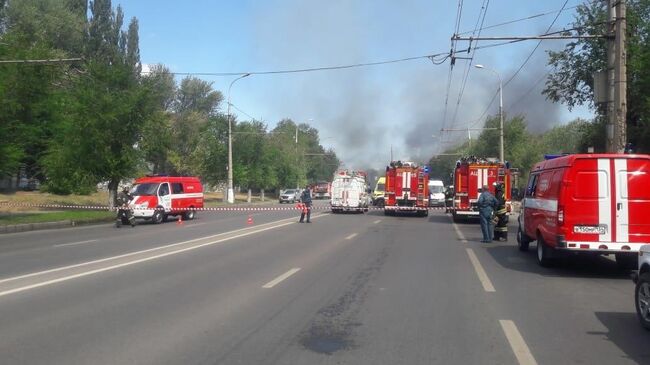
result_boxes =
[0,202,458,212]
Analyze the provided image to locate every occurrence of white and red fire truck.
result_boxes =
[384,161,429,217]
[129,176,204,224]
[330,170,369,213]
[451,157,512,222]
[517,153,650,268]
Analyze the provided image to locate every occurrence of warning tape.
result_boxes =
[0,202,457,212]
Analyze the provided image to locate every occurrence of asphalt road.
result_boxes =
[0,202,648,364]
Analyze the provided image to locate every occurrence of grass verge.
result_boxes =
[0,210,113,225]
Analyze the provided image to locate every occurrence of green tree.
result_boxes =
[544,0,650,152]
[0,0,84,180]
[43,0,148,206]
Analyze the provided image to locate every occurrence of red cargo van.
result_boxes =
[129,176,204,223]
[517,154,650,267]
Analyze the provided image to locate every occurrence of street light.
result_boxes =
[226,73,251,204]
[474,64,504,162]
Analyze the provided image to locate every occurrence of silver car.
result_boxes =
[279,189,300,204]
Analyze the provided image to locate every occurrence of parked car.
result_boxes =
[279,189,300,204]
[633,245,650,330]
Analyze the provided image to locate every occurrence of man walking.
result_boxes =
[299,185,312,223]
[477,184,497,243]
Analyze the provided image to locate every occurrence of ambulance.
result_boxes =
[330,170,369,213]
[517,154,650,268]
[129,176,204,224]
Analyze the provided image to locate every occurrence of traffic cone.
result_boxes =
[177,216,184,226]
[247,214,253,225]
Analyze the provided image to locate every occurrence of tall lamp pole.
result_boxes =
[226,73,251,204]
[475,64,504,162]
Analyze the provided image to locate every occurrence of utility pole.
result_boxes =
[606,0,627,153]
[614,0,627,153]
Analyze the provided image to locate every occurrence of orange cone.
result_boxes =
[247,215,253,225]
[177,216,184,226]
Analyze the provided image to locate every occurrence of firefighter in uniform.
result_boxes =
[299,185,312,223]
[493,182,508,241]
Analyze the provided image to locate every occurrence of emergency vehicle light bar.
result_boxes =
[544,153,570,160]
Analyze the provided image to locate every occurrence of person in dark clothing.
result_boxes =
[299,186,312,223]
[444,186,454,213]
[493,183,508,241]
[477,184,498,243]
[116,186,135,227]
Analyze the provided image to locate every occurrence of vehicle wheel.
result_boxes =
[635,272,650,330]
[152,208,164,224]
[536,235,553,267]
[423,209,429,217]
[384,209,390,216]
[184,208,196,220]
[163,214,169,222]
[452,212,459,223]
[517,225,531,252]
[615,253,637,270]
[115,220,122,228]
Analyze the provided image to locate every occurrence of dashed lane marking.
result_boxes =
[465,248,496,292]
[262,268,301,288]
[54,239,99,248]
[345,233,358,240]
[499,320,538,365]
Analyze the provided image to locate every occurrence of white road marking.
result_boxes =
[499,320,538,365]
[345,233,358,240]
[0,214,328,296]
[451,218,468,242]
[262,268,301,288]
[373,220,381,224]
[54,239,99,248]
[465,248,495,292]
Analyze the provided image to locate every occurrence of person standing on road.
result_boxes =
[299,185,312,223]
[493,183,508,241]
[477,184,497,243]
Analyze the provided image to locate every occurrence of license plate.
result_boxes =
[573,225,606,234]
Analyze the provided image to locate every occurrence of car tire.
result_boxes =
[615,253,637,270]
[635,272,650,330]
[184,208,196,221]
[152,208,164,224]
[517,224,531,252]
[452,212,459,223]
[536,235,553,267]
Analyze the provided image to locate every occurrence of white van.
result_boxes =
[428,180,445,207]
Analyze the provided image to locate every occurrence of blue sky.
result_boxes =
[119,0,594,169]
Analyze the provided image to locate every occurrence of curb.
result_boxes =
[0,217,113,234]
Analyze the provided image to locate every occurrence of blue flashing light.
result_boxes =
[544,154,568,160]
[423,165,431,173]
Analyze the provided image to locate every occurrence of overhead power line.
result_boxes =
[141,53,449,77]
[0,57,83,64]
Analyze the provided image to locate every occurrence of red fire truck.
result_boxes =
[384,161,429,217]
[311,181,332,199]
[452,157,512,222]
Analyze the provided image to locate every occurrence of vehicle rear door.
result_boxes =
[615,158,650,243]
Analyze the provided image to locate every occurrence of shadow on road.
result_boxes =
[590,312,650,364]
[484,244,634,280]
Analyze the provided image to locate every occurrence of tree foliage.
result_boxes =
[0,0,339,198]
[544,0,650,152]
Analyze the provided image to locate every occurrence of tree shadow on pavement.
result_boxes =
[484,244,634,280]
[590,312,650,364]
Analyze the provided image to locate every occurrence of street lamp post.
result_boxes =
[474,64,504,163]
[226,73,251,204]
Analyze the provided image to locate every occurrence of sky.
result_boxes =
[119,0,594,170]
